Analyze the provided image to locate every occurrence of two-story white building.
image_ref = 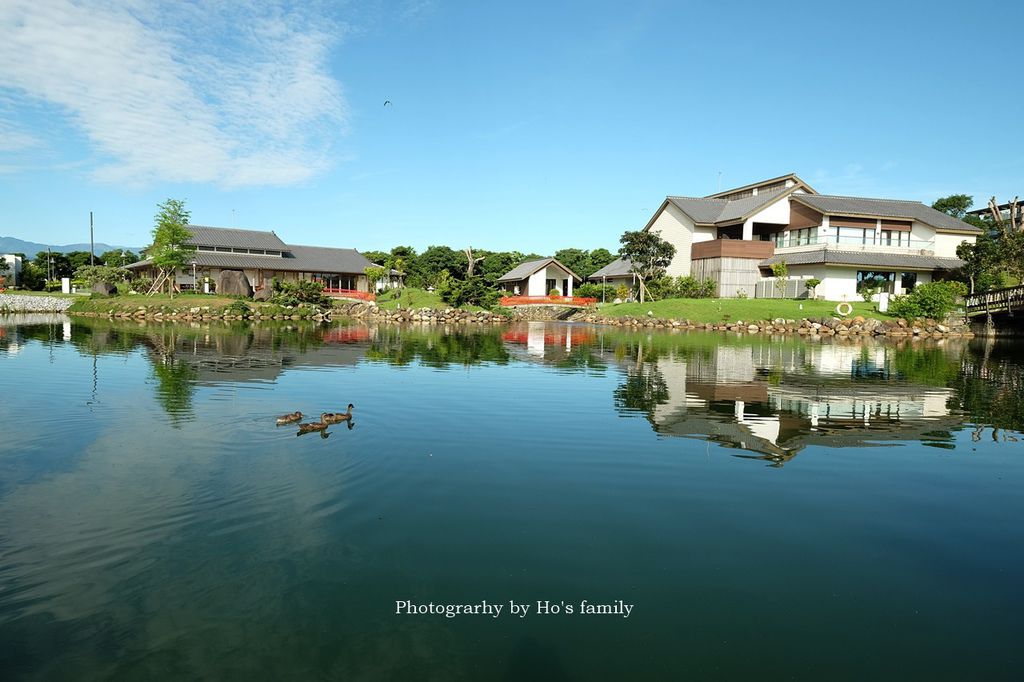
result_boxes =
[639,173,980,301]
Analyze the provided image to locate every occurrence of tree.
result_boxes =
[147,198,194,296]
[554,248,590,279]
[99,249,138,267]
[932,194,974,220]
[67,250,97,270]
[34,251,72,279]
[364,265,387,292]
[805,277,821,299]
[419,246,467,286]
[589,248,616,274]
[956,234,1002,294]
[618,230,676,303]
[932,194,988,229]
[771,261,789,298]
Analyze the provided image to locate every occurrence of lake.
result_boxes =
[1,315,1022,680]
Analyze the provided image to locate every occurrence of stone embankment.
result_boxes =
[0,294,74,313]
[336,301,509,325]
[568,311,974,338]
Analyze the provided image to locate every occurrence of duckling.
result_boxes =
[276,411,303,425]
[323,404,354,423]
[296,416,329,434]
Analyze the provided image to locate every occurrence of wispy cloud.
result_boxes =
[0,0,349,187]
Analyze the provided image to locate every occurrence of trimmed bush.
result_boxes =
[888,281,967,320]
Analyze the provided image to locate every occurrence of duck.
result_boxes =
[276,411,303,425]
[297,416,329,434]
[323,404,354,423]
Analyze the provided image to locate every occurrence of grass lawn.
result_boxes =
[376,287,446,310]
[597,297,887,323]
[375,287,487,312]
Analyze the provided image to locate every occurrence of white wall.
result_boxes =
[1,254,22,286]
[746,194,792,225]
[525,265,574,296]
[648,202,696,277]
[934,232,975,258]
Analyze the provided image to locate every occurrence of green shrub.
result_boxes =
[548,288,561,297]
[439,276,501,308]
[575,282,616,300]
[888,281,967,320]
[805,278,821,297]
[615,284,631,302]
[75,264,131,285]
[270,278,330,307]
[646,275,715,300]
[224,300,252,316]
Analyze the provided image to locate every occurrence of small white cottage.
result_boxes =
[497,258,582,297]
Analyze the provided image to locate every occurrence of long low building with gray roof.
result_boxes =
[126,225,378,294]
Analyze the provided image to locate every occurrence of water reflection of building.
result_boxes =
[501,321,596,362]
[638,340,963,465]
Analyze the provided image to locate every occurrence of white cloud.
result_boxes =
[0,0,349,187]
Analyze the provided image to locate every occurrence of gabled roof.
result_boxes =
[789,195,983,234]
[497,257,582,282]
[663,185,798,227]
[704,172,816,199]
[185,225,288,250]
[760,249,964,270]
[589,257,634,279]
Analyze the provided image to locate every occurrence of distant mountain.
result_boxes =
[0,236,144,257]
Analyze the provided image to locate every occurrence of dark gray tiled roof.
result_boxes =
[127,245,374,274]
[666,197,728,224]
[286,245,374,273]
[713,186,790,223]
[760,249,965,270]
[790,195,982,234]
[666,186,792,225]
[589,257,634,279]
[497,257,581,282]
[186,225,288,250]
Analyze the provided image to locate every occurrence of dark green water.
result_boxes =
[1,315,1022,680]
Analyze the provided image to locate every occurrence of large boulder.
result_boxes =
[92,282,118,296]
[218,270,253,298]
[253,287,273,302]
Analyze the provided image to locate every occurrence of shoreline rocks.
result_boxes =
[566,311,974,338]
[55,297,976,339]
[0,294,74,313]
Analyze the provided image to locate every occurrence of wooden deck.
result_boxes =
[965,284,1024,317]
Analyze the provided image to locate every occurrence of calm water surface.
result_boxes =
[1,315,1022,680]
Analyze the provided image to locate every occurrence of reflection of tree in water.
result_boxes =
[365,326,511,367]
[150,355,197,425]
[613,343,670,413]
[951,340,1024,439]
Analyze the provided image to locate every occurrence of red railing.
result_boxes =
[500,296,597,306]
[324,288,376,301]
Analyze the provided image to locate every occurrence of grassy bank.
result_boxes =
[596,298,885,323]
[376,287,445,310]
[66,292,334,318]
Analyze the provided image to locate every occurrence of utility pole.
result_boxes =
[89,211,95,265]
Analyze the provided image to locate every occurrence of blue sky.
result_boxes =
[1,0,1021,254]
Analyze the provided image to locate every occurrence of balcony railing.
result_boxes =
[324,288,376,301]
[774,236,935,251]
[500,295,597,306]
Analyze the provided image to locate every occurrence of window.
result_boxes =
[546,278,557,294]
[901,272,917,292]
[880,230,906,247]
[856,270,895,294]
